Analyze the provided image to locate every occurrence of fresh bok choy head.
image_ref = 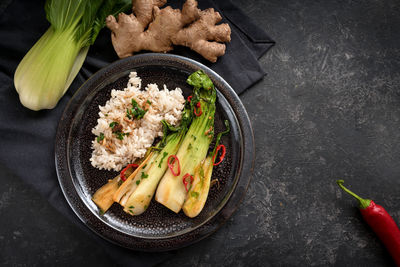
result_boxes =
[14,0,131,111]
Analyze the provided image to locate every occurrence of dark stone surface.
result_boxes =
[1,0,400,266]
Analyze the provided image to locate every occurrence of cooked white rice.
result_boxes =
[90,72,185,171]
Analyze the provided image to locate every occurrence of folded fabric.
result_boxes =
[0,0,274,266]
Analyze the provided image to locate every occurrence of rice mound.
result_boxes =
[90,72,185,171]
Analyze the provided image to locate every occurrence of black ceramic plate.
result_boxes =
[55,54,254,251]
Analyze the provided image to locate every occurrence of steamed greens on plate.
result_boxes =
[92,70,229,218]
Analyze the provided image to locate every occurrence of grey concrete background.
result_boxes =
[1,0,400,266]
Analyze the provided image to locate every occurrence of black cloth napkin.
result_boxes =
[0,0,274,265]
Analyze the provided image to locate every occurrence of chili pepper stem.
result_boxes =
[336,180,371,209]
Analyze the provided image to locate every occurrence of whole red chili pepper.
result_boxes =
[337,180,400,266]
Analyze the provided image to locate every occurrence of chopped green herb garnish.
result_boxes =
[141,172,149,178]
[147,195,151,198]
[96,133,104,143]
[113,132,129,140]
[126,99,147,120]
[129,205,134,209]
[105,114,108,117]
[129,209,134,214]
[142,164,147,169]
[99,209,105,215]
[200,167,205,180]
[191,192,199,198]
[158,152,168,168]
[110,121,129,141]
[146,100,152,105]
[115,132,124,140]
[136,180,140,185]
[144,205,148,209]
[188,143,192,150]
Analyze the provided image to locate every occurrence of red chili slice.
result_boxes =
[194,102,202,116]
[182,173,194,192]
[120,163,139,181]
[167,155,181,176]
[212,144,226,166]
[187,95,193,102]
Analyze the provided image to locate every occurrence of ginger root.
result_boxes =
[106,0,231,62]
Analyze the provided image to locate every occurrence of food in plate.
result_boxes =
[92,70,228,218]
[90,72,185,171]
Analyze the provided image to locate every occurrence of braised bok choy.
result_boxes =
[155,70,217,213]
[120,105,192,215]
[182,120,229,217]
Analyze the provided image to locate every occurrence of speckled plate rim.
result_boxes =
[55,53,255,251]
